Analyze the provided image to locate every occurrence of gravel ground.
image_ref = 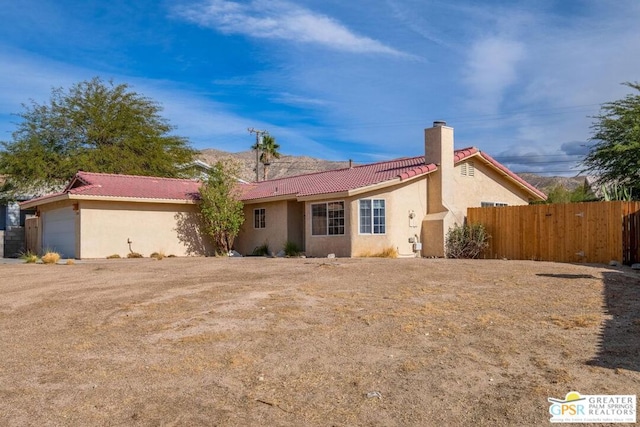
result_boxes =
[0,257,638,426]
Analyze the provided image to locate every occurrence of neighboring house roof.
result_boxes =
[240,147,546,202]
[239,156,437,202]
[21,171,201,208]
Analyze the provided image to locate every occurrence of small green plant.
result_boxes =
[601,183,633,201]
[445,223,490,259]
[127,252,144,258]
[150,251,165,260]
[20,250,39,263]
[283,241,302,257]
[41,251,61,264]
[252,242,270,256]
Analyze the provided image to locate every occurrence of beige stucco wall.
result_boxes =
[301,177,428,258]
[453,159,532,214]
[350,178,428,257]
[421,160,534,257]
[77,200,213,258]
[304,198,351,258]
[235,200,291,255]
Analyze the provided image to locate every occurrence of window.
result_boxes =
[481,202,508,207]
[359,199,386,234]
[254,208,266,228]
[311,201,344,235]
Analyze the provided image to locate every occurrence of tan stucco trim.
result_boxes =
[240,194,299,204]
[297,192,350,202]
[22,194,198,209]
[21,194,70,209]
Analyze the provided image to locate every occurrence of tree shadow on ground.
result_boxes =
[587,270,640,372]
[174,212,214,256]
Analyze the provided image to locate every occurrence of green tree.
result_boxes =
[198,159,245,255]
[0,77,197,199]
[582,82,640,199]
[252,134,281,181]
[544,182,597,204]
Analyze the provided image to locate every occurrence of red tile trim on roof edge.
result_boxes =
[454,147,479,162]
[398,164,436,181]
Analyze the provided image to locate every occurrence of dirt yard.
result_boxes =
[0,257,638,426]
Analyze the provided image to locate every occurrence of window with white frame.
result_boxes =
[254,208,266,228]
[311,201,344,235]
[359,199,386,234]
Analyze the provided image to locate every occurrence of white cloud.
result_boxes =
[462,37,525,114]
[174,0,407,56]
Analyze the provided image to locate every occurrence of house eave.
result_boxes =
[21,193,199,208]
[240,193,299,204]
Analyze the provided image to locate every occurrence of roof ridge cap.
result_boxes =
[77,171,195,183]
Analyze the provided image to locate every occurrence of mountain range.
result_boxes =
[198,149,586,194]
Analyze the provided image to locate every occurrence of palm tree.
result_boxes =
[252,134,281,181]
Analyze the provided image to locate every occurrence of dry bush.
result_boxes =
[106,254,121,259]
[127,252,144,259]
[357,246,398,258]
[65,259,75,265]
[150,251,166,260]
[41,251,60,264]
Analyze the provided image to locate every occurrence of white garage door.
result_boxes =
[42,206,76,258]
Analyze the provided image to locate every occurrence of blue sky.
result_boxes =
[1,0,639,176]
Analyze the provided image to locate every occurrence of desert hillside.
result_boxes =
[198,149,586,193]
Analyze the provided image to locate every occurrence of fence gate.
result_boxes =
[468,201,640,265]
[25,217,39,254]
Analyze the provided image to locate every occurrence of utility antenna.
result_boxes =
[248,128,269,182]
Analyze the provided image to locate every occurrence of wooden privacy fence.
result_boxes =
[467,201,640,265]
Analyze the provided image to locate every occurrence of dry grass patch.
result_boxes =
[548,314,601,329]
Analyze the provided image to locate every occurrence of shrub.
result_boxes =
[65,259,75,265]
[41,251,61,264]
[127,252,144,258]
[445,223,490,259]
[150,251,165,260]
[20,250,39,264]
[283,241,301,257]
[106,254,121,259]
[252,242,270,256]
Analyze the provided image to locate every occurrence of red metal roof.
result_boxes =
[22,171,201,205]
[21,147,545,207]
[239,156,437,201]
[240,147,545,201]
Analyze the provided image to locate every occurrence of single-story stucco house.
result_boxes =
[20,173,214,258]
[21,122,546,259]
